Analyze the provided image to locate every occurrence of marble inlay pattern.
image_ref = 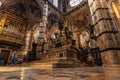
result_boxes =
[0,66,120,80]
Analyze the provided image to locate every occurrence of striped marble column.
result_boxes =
[24,30,31,55]
[37,0,48,55]
[36,22,45,53]
[28,30,34,51]
[88,0,120,65]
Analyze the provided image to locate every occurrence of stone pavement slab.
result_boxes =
[0,66,120,80]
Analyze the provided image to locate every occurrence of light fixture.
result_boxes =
[0,1,2,7]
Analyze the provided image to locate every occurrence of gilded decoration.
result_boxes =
[0,11,26,44]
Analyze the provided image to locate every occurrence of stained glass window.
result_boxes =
[70,0,82,7]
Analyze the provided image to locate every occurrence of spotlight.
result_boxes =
[0,2,2,7]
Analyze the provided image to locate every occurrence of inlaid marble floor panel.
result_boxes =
[0,66,120,80]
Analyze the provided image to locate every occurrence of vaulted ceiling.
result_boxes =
[0,0,43,27]
[0,0,91,29]
[65,0,91,29]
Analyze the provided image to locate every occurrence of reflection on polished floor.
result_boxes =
[0,66,120,80]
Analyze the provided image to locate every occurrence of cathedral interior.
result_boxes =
[0,0,120,80]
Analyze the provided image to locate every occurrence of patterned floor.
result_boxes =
[0,66,120,80]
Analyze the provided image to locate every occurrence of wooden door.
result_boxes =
[1,50,11,65]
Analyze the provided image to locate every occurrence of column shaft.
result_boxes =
[37,1,48,55]
[88,0,120,65]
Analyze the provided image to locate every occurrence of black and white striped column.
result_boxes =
[37,1,48,54]
[88,0,120,65]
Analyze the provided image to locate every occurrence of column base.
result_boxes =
[101,50,120,66]
[36,51,41,60]
[102,64,120,67]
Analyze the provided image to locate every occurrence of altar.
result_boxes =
[35,21,83,68]
[38,45,83,68]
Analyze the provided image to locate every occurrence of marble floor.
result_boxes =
[0,66,120,80]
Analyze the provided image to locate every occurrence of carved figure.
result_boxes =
[64,27,73,40]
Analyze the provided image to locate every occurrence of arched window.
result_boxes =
[53,0,58,7]
[70,0,82,7]
[49,0,58,7]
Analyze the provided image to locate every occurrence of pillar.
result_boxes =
[37,0,48,56]
[88,0,120,65]
[28,29,34,51]
[37,23,45,53]
[24,30,31,55]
